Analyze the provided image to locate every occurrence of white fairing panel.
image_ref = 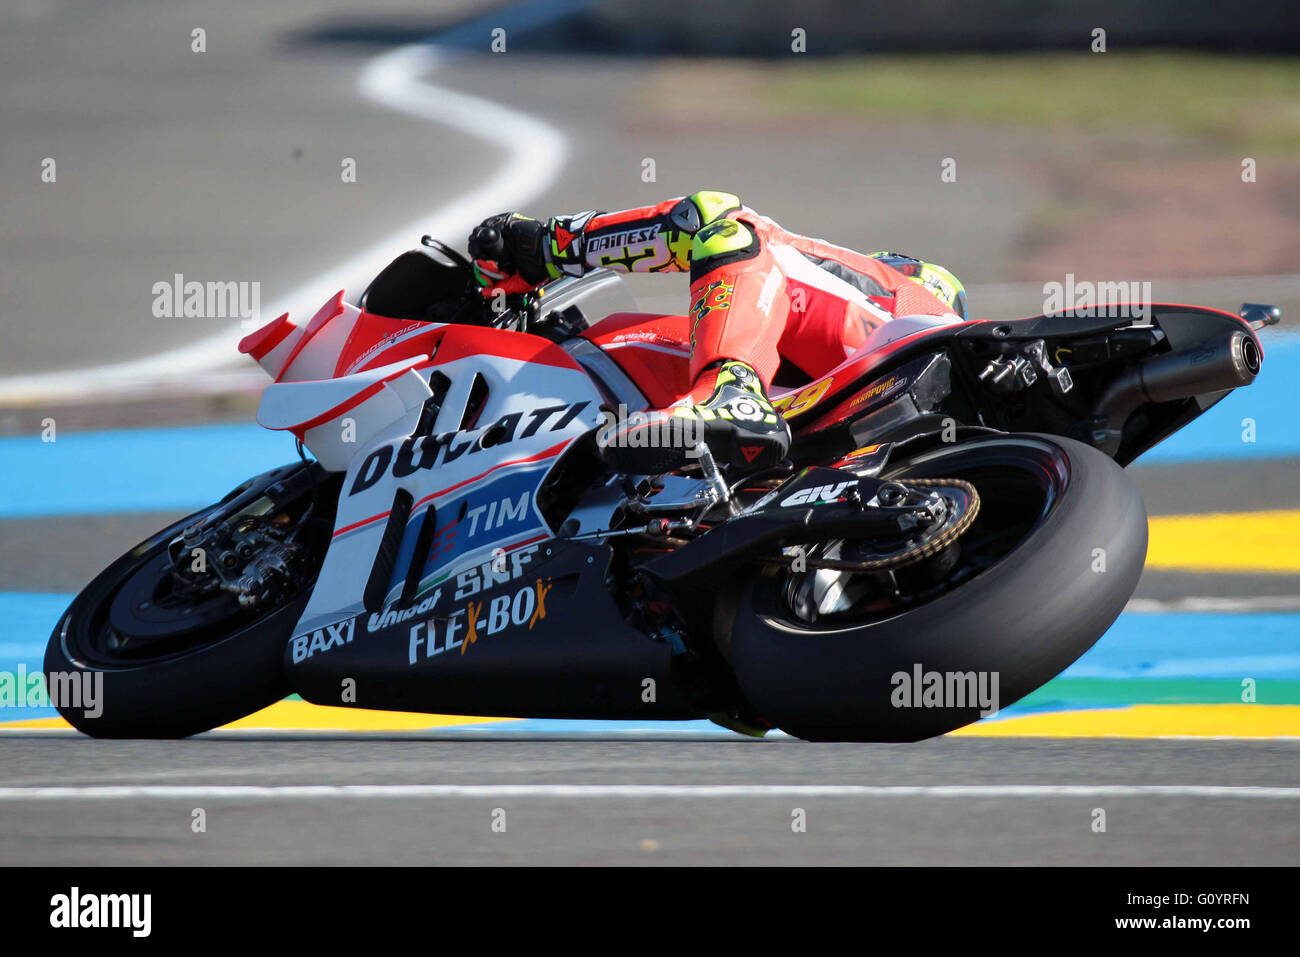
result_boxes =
[293,351,605,636]
[258,359,434,471]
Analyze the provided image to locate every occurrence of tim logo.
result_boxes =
[409,469,548,585]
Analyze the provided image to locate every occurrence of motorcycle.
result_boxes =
[45,239,1278,740]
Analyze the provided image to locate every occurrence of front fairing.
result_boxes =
[242,291,608,638]
[294,335,605,636]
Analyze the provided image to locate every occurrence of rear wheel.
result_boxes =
[721,434,1147,741]
[44,463,332,738]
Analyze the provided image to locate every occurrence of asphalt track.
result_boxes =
[1,0,1298,866]
[0,739,1296,865]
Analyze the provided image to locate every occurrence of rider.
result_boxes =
[467,191,967,475]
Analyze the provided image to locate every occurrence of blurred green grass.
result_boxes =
[765,53,1300,151]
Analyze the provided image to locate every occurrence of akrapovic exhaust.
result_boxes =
[1092,329,1260,454]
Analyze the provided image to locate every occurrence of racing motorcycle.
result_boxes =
[46,238,1278,740]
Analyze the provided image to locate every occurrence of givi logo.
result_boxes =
[780,481,855,507]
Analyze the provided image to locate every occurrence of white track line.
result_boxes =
[0,30,568,406]
[0,784,1296,800]
[1125,596,1300,614]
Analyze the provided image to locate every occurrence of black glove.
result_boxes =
[468,213,551,291]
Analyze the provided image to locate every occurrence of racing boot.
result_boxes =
[597,360,791,476]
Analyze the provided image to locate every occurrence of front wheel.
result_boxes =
[721,434,1147,741]
[44,463,331,738]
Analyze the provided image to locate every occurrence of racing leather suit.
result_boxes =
[472,190,967,397]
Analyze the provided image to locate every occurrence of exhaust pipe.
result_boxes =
[1128,330,1259,402]
[1092,330,1260,454]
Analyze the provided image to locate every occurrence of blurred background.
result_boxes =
[1,0,1297,740]
[4,0,1298,383]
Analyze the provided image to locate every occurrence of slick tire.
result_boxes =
[721,434,1147,742]
[44,508,309,740]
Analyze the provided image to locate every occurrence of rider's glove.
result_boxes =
[468,213,552,295]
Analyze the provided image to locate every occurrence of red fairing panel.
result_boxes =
[582,312,692,408]
[238,312,293,361]
[276,291,349,381]
[334,311,438,378]
[430,323,585,372]
[339,314,587,378]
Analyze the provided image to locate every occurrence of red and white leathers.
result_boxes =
[531,191,965,400]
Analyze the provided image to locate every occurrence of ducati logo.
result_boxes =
[348,400,590,496]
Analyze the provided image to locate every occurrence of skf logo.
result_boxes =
[781,481,855,507]
[454,543,539,599]
[290,618,356,663]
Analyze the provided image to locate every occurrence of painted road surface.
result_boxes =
[1,589,1295,735]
